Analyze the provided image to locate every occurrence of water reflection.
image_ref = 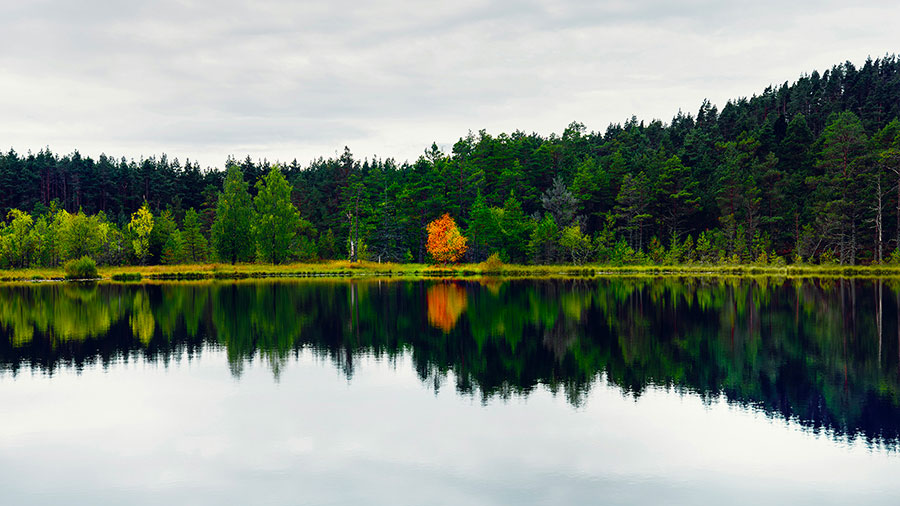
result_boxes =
[1,277,900,448]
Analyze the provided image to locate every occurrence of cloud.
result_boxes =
[1,0,898,168]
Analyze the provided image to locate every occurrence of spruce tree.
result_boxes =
[181,208,207,263]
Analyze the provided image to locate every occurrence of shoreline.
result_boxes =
[6,261,900,283]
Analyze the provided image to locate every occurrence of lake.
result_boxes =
[0,278,898,504]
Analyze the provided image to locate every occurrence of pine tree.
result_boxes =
[540,176,578,228]
[657,155,700,240]
[528,214,559,264]
[500,192,531,263]
[812,112,869,264]
[614,172,651,251]
[570,156,609,230]
[161,229,184,265]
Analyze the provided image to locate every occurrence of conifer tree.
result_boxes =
[657,155,700,241]
[181,208,207,263]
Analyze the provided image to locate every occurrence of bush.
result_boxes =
[481,252,504,273]
[111,272,142,282]
[64,256,99,280]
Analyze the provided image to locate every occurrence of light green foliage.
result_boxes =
[254,167,302,264]
[59,210,105,262]
[1,209,36,268]
[889,248,900,265]
[97,222,128,266]
[212,166,254,264]
[695,231,714,264]
[559,224,593,265]
[128,201,154,264]
[64,256,98,280]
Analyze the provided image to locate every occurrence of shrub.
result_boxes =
[111,272,142,282]
[481,252,504,273]
[64,256,99,280]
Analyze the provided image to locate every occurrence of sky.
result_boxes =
[1,0,898,169]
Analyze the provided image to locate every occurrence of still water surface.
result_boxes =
[0,278,898,504]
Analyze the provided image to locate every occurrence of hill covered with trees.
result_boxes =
[2,55,900,268]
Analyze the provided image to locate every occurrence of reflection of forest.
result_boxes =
[1,278,900,447]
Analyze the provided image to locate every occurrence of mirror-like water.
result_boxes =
[1,278,898,504]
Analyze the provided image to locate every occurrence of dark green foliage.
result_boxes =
[317,229,338,260]
[528,214,560,265]
[181,208,207,263]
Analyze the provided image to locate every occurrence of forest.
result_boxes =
[2,55,900,268]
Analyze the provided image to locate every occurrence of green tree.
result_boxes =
[570,156,609,229]
[254,167,302,264]
[161,229,184,265]
[59,210,104,262]
[500,192,531,263]
[812,112,869,264]
[541,176,578,228]
[657,155,700,241]
[128,201,154,264]
[149,209,177,265]
[212,166,254,264]
[528,214,560,265]
[614,172,652,251]
[2,210,36,268]
[559,224,593,265]
[181,208,208,263]
[318,228,338,260]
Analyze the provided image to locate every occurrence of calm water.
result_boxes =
[1,278,899,504]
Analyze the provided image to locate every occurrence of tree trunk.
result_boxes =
[352,194,359,262]
[896,172,900,252]
[876,175,883,263]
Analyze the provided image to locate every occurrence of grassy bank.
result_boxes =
[7,260,900,283]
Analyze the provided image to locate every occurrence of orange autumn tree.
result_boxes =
[426,213,468,264]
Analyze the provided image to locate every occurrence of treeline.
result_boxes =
[3,55,900,267]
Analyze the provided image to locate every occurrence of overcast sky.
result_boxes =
[1,1,897,169]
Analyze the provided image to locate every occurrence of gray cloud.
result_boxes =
[0,0,898,168]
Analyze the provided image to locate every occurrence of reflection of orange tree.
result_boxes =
[426,283,468,333]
